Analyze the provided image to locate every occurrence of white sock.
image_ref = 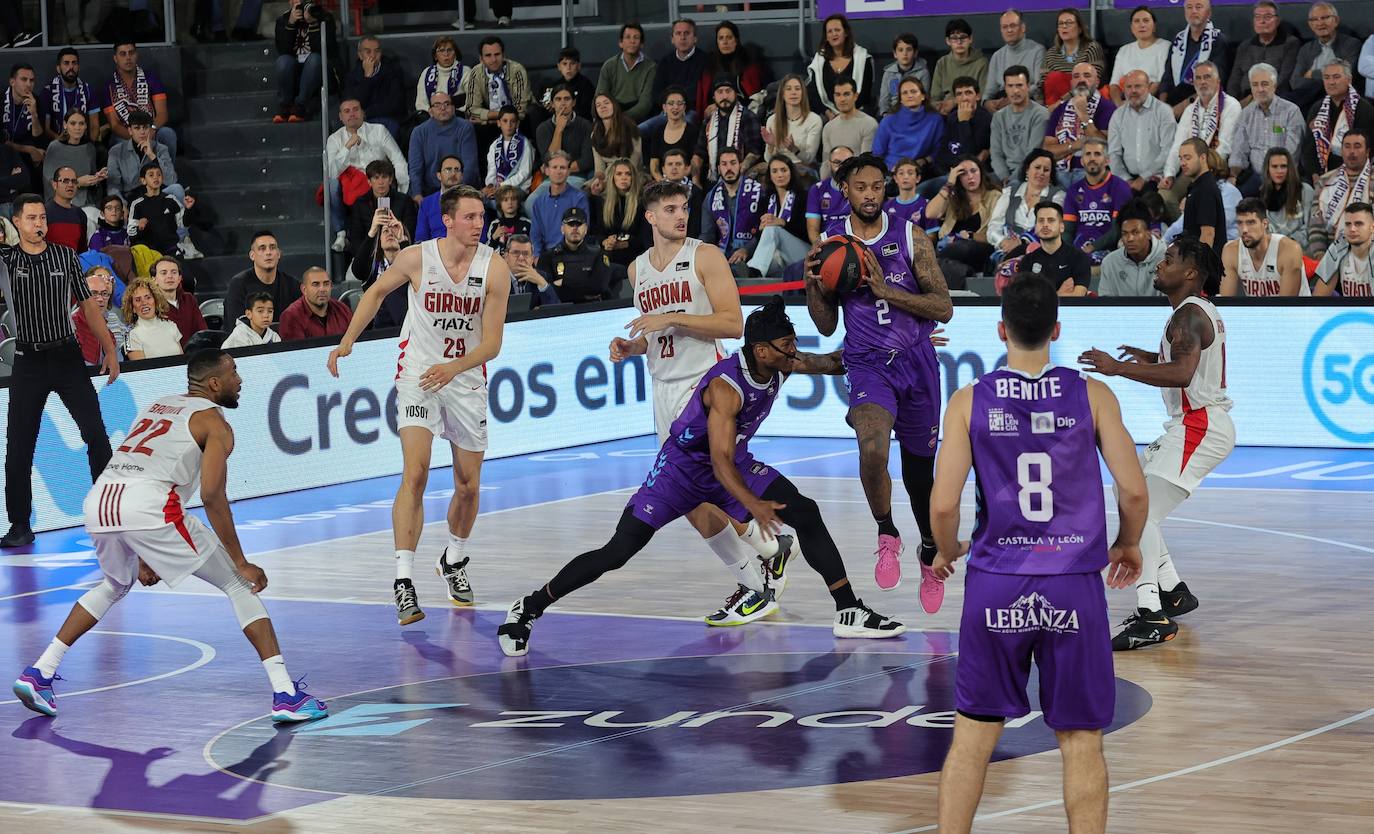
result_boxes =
[1157,550,1181,591]
[1136,582,1161,613]
[705,527,766,592]
[35,638,69,679]
[738,519,781,559]
[395,549,415,581]
[262,655,294,694]
[445,533,467,566]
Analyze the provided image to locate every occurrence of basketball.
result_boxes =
[817,235,869,294]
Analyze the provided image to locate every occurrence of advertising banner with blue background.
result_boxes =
[5,304,1370,532]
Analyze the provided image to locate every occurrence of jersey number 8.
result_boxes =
[1015,452,1053,522]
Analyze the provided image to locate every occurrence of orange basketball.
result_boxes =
[817,235,868,294]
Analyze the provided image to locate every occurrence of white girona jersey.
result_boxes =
[397,239,491,388]
[1160,296,1232,419]
[1237,234,1309,297]
[1338,249,1374,298]
[84,395,220,532]
[633,238,723,383]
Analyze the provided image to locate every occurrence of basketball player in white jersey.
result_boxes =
[328,185,510,626]
[1314,202,1374,297]
[1219,198,1310,297]
[609,179,794,626]
[1080,236,1235,650]
[13,350,328,721]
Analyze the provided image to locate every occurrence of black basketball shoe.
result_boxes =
[393,578,425,626]
[497,598,536,657]
[1160,583,1199,618]
[1111,608,1178,651]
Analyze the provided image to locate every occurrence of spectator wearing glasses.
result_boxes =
[416,37,466,114]
[72,265,128,365]
[505,233,559,309]
[1289,3,1363,111]
[1039,9,1105,106]
[984,10,1044,112]
[647,86,698,181]
[930,19,988,117]
[408,91,480,201]
[1227,0,1300,104]
[44,167,89,253]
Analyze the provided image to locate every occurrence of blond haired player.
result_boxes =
[328,184,510,625]
[13,350,328,722]
[610,179,796,626]
[1080,236,1233,650]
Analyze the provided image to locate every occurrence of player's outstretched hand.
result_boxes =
[625,312,671,341]
[237,562,269,594]
[748,500,788,537]
[420,361,460,392]
[931,541,969,580]
[1116,345,1153,364]
[1106,542,1142,589]
[326,343,352,378]
[930,327,949,348]
[1078,348,1120,376]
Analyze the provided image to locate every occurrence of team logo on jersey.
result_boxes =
[985,592,1080,634]
[881,242,900,257]
[986,408,1020,436]
[1031,411,1055,434]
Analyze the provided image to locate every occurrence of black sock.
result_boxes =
[830,581,859,610]
[523,587,553,618]
[875,512,900,538]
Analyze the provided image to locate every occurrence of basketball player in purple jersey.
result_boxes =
[928,276,1146,832]
[498,298,905,656]
[805,153,954,607]
[1080,237,1233,650]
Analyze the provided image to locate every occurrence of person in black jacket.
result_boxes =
[932,76,993,179]
[273,0,339,122]
[536,206,614,303]
[350,216,410,328]
[342,36,409,140]
[590,158,650,269]
[533,47,596,125]
[747,156,811,276]
[658,148,704,237]
[0,140,28,215]
[646,19,710,132]
[347,159,418,268]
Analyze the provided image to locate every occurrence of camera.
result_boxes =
[301,1,329,19]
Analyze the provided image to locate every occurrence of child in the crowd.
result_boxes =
[484,185,531,254]
[121,276,184,360]
[127,162,204,259]
[885,157,932,232]
[88,194,130,251]
[221,292,282,349]
[483,106,534,197]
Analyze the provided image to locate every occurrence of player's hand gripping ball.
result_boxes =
[816,235,870,294]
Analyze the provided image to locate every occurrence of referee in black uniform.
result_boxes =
[0,194,119,547]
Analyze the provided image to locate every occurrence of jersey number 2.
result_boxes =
[443,338,467,359]
[118,418,173,456]
[875,299,892,326]
[657,335,675,358]
[1016,452,1054,522]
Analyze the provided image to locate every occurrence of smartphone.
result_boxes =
[378,197,391,212]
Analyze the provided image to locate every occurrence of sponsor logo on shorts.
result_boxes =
[986,408,1019,436]
[405,405,429,420]
[1031,411,1055,434]
[985,592,1080,634]
[749,462,771,476]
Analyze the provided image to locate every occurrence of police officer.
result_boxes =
[535,206,617,303]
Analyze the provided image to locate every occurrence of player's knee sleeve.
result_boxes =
[222,574,269,629]
[77,579,129,620]
[899,449,936,535]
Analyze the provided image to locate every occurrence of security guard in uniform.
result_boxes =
[535,206,618,303]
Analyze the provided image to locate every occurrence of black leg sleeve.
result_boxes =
[899,447,936,543]
[535,507,656,613]
[763,477,854,601]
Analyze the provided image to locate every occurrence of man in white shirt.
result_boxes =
[324,98,409,252]
[1158,62,1241,219]
[1107,70,1177,192]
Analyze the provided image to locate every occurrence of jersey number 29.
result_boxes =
[1016,452,1054,522]
[443,338,467,359]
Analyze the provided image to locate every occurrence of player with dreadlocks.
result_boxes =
[1079,236,1233,650]
[496,297,907,656]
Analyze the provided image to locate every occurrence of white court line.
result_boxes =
[0,630,216,706]
[884,706,1374,834]
[0,581,99,602]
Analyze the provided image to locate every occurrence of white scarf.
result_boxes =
[1188,91,1226,148]
[705,104,743,173]
[486,65,510,110]
[495,134,525,180]
[423,63,461,103]
[1170,21,1219,86]
[1324,162,1373,235]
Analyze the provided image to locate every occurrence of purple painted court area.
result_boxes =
[3,593,1147,819]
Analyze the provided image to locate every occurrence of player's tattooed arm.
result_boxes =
[791,350,845,375]
[857,231,954,323]
[1080,304,1211,387]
